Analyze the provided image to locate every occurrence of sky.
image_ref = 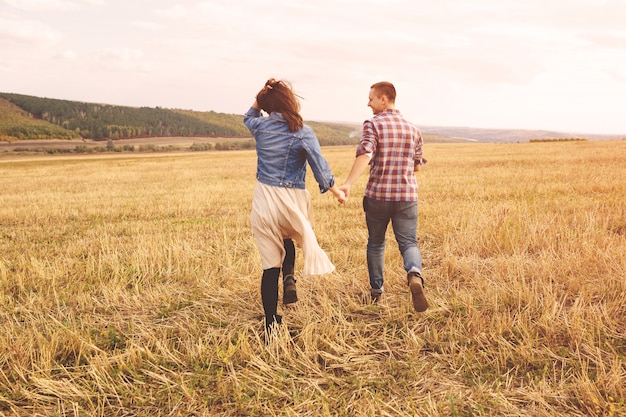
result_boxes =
[1,0,626,135]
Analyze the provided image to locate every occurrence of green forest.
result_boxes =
[0,93,359,146]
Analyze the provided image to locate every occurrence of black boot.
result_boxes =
[265,314,282,331]
[261,267,280,332]
[282,239,298,304]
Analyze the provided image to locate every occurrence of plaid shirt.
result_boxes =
[356,109,425,202]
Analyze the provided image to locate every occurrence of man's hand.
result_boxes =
[339,184,351,200]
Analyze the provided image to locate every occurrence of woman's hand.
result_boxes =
[330,185,346,205]
[254,78,278,110]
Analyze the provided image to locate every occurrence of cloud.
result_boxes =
[1,0,624,134]
[0,13,62,45]
[605,68,626,83]
[58,49,77,59]
[92,48,152,72]
[153,4,188,20]
[584,31,626,49]
[4,0,104,12]
[127,19,161,31]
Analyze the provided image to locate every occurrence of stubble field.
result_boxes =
[1,140,625,416]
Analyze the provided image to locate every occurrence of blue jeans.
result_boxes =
[364,197,422,293]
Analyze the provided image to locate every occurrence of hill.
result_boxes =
[0,97,80,141]
[0,92,252,140]
[0,92,360,146]
[6,91,594,147]
[420,125,625,143]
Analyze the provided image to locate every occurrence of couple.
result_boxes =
[244,79,428,335]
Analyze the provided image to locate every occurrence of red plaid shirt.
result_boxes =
[356,109,425,202]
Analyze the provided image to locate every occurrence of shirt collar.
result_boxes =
[375,109,400,116]
[269,112,286,121]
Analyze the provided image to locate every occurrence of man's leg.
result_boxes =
[391,201,428,312]
[364,197,392,299]
[391,201,423,277]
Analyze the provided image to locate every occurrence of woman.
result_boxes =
[244,78,345,335]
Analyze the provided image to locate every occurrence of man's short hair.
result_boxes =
[370,81,396,103]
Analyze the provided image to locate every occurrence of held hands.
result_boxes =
[330,185,346,205]
[330,184,351,206]
[338,184,351,200]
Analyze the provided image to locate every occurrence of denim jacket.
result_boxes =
[244,107,336,193]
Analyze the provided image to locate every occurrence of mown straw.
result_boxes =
[1,141,624,416]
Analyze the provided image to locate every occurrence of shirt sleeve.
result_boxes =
[356,119,377,157]
[301,127,336,193]
[414,128,427,166]
[243,107,263,135]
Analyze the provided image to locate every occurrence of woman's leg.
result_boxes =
[282,239,298,304]
[282,239,295,277]
[261,267,281,329]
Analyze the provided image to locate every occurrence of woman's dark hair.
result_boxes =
[256,79,304,132]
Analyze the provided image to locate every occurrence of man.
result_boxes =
[339,81,428,312]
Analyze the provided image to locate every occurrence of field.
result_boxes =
[0,137,245,153]
[1,140,625,416]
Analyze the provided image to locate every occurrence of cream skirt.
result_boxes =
[250,182,335,276]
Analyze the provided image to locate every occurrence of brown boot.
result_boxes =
[283,275,298,304]
[408,272,428,312]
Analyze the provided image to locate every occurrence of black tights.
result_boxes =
[261,239,295,325]
[261,267,280,324]
[282,238,295,277]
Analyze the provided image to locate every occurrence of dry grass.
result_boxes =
[1,141,625,416]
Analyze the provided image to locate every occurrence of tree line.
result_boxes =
[0,93,359,146]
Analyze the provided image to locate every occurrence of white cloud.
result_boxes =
[0,13,62,44]
[93,48,151,72]
[4,0,104,12]
[61,49,76,59]
[0,0,624,134]
[606,68,626,83]
[153,4,188,19]
[127,19,160,31]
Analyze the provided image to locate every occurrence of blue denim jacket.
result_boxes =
[244,107,336,193]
